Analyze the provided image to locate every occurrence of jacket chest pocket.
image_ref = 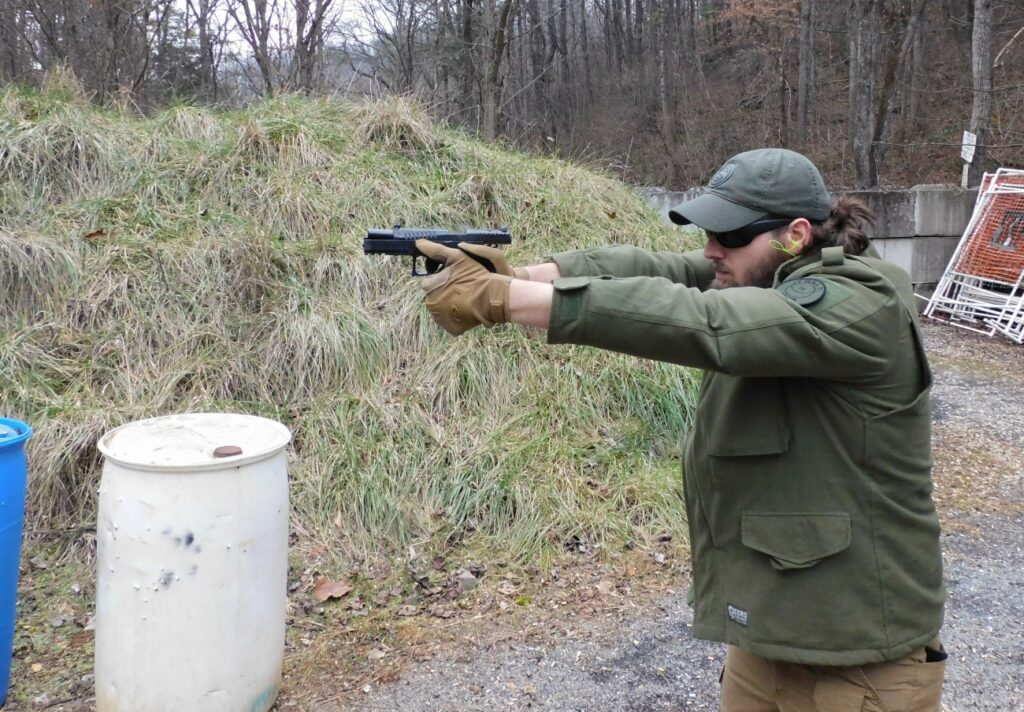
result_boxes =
[702,377,791,458]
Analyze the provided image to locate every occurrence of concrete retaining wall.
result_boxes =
[641,184,978,304]
[846,185,977,301]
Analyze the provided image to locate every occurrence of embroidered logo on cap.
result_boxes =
[709,164,735,188]
[727,604,749,626]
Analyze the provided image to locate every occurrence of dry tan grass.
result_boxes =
[38,64,88,105]
[1,81,700,567]
[356,96,444,153]
[0,228,79,317]
[153,104,224,144]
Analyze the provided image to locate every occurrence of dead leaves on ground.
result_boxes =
[311,576,354,602]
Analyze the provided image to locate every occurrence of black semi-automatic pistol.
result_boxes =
[364,226,512,276]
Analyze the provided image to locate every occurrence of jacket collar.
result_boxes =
[771,242,881,286]
[772,246,825,286]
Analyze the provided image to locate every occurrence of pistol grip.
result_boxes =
[462,251,497,273]
[412,254,495,276]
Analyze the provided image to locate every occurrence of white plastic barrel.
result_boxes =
[95,413,291,712]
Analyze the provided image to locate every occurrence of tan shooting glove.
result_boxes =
[417,240,514,336]
[457,243,530,280]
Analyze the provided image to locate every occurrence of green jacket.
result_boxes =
[547,244,944,666]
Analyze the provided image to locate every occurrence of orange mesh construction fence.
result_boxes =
[954,174,1024,285]
[979,170,1024,193]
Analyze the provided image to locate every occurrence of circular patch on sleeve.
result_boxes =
[778,278,827,306]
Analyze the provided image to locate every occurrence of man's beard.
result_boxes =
[709,250,790,290]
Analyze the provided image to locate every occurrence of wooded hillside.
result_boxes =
[1,1,1022,188]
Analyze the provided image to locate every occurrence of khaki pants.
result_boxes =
[720,641,946,712]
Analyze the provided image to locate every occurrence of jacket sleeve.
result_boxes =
[548,246,714,289]
[546,273,901,381]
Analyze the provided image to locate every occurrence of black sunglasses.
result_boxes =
[705,218,794,249]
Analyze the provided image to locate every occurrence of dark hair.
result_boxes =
[809,197,874,255]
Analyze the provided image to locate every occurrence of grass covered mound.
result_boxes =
[0,75,701,566]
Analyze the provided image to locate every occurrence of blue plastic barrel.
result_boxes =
[0,418,30,706]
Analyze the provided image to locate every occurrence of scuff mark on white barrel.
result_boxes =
[95,413,291,712]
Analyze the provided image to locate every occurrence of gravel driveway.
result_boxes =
[337,321,1024,712]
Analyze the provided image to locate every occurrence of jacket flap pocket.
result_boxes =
[741,513,851,570]
[704,378,790,457]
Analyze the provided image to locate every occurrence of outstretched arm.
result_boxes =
[516,262,562,283]
[508,280,554,329]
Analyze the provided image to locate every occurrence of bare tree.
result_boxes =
[185,0,228,100]
[290,0,336,92]
[848,0,881,188]
[966,0,992,186]
[900,2,926,137]
[0,1,29,82]
[458,0,476,122]
[655,2,680,182]
[12,0,174,102]
[228,0,280,95]
[431,0,452,110]
[480,0,518,140]
[577,0,592,106]
[356,0,427,93]
[870,0,930,183]
[3,0,1022,193]
[522,0,553,145]
[795,0,814,148]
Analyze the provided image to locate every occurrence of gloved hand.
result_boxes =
[417,240,514,336]
[457,243,529,280]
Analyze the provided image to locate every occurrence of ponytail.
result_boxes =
[810,197,874,255]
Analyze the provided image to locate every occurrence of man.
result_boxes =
[416,148,946,711]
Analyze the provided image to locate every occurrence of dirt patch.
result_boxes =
[6,536,688,710]
[276,546,689,709]
[933,424,1024,523]
[923,320,1024,532]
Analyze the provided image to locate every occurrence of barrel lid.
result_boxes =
[0,418,31,450]
[97,413,291,472]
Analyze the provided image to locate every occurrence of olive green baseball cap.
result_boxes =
[669,148,832,232]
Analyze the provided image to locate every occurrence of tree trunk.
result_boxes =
[966,0,992,186]
[779,44,789,148]
[229,0,277,96]
[579,0,593,105]
[623,0,633,64]
[185,0,220,99]
[548,0,567,139]
[433,0,448,108]
[684,0,704,91]
[656,4,679,184]
[481,0,516,141]
[905,10,925,138]
[795,0,814,148]
[871,0,929,181]
[459,0,476,124]
[0,1,22,81]
[524,0,549,145]
[848,0,880,188]
[482,0,498,139]
[558,0,569,87]
[611,0,623,72]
